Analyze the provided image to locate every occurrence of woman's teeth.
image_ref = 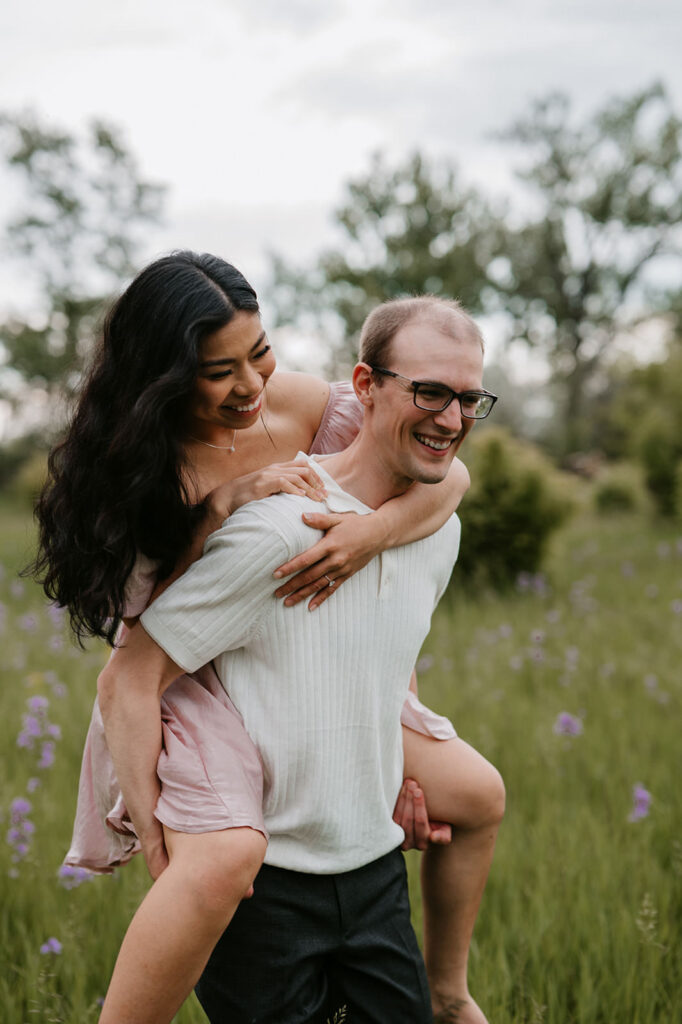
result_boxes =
[415,433,451,451]
[229,398,261,413]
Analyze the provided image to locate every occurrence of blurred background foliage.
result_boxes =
[1,82,682,587]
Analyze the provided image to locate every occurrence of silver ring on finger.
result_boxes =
[324,574,336,587]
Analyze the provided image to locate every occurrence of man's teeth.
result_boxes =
[415,433,451,451]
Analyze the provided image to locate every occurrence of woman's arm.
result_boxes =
[122,460,327,626]
[97,625,186,879]
[274,456,470,609]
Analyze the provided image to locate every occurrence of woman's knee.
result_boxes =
[477,760,506,829]
[167,827,266,913]
[431,742,506,830]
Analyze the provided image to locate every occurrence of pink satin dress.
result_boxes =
[64,382,456,872]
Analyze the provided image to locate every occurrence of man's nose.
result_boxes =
[431,398,463,433]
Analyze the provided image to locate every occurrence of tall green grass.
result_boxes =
[1,498,680,1022]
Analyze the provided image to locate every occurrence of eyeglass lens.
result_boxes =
[414,384,494,418]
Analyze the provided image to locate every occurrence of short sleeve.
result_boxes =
[140,506,291,673]
[122,552,160,618]
[309,381,364,455]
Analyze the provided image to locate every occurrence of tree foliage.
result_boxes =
[270,151,504,374]
[0,111,165,422]
[495,82,682,454]
[271,84,682,455]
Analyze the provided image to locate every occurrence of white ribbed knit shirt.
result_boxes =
[141,455,461,873]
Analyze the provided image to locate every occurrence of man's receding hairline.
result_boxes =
[393,309,484,353]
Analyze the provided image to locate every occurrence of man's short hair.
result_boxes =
[359,296,484,369]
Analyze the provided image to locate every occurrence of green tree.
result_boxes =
[270,151,504,374]
[494,82,682,455]
[0,111,165,428]
[600,336,682,516]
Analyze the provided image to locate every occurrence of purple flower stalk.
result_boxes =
[40,937,62,955]
[628,784,652,822]
[7,798,34,864]
[553,712,584,737]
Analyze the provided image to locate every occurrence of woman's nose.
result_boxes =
[233,362,263,394]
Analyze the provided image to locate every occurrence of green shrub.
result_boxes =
[638,417,679,517]
[453,427,573,588]
[592,462,647,514]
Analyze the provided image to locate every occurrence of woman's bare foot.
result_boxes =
[433,994,488,1024]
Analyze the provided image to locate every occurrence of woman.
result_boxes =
[31,252,503,1024]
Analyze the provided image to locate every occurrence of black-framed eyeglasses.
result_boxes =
[369,366,498,419]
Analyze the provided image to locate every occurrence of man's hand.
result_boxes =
[138,817,169,880]
[393,778,452,851]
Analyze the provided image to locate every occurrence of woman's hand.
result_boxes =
[138,817,170,880]
[273,510,387,610]
[393,778,452,851]
[207,461,327,521]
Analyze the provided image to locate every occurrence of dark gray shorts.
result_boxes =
[195,846,433,1024]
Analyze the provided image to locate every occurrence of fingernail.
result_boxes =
[273,570,283,578]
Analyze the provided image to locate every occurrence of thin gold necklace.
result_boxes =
[188,430,237,453]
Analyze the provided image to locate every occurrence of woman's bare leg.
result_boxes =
[99,826,267,1024]
[402,729,505,1024]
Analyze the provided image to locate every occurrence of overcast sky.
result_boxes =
[1,0,681,375]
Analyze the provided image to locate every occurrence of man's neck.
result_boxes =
[321,436,411,509]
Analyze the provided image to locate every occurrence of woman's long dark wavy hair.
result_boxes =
[27,251,260,646]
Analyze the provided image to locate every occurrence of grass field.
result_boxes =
[1,497,680,1023]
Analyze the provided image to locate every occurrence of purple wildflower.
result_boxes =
[27,778,40,793]
[671,600,682,615]
[19,614,39,633]
[415,654,434,673]
[38,741,56,769]
[7,798,34,864]
[10,579,25,598]
[58,864,93,889]
[27,696,49,714]
[531,630,546,645]
[48,635,64,651]
[628,784,652,822]
[40,937,62,955]
[10,797,32,820]
[553,712,584,737]
[47,603,66,628]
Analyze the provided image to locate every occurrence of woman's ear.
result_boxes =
[352,363,374,407]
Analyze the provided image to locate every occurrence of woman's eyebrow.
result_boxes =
[200,331,267,368]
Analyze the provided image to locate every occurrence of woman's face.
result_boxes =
[186,311,277,436]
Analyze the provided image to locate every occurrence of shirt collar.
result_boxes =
[299,452,373,516]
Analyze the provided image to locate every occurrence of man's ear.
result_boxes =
[352,363,375,408]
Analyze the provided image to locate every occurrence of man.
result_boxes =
[100,296,495,1023]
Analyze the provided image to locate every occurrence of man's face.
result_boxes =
[367,318,484,488]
